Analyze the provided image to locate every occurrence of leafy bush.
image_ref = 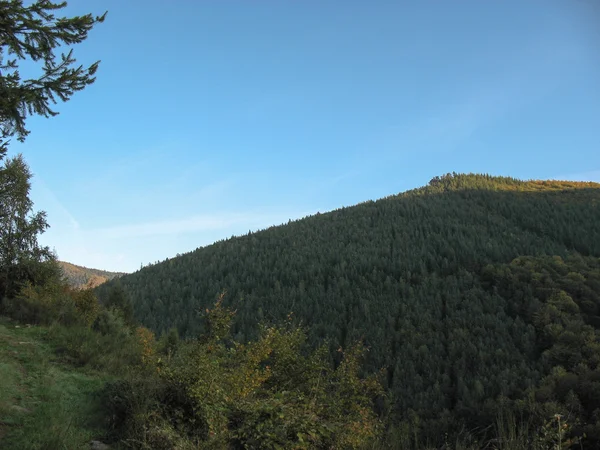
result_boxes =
[48,319,142,373]
[100,296,384,449]
[6,281,79,325]
[93,307,131,337]
[5,280,101,328]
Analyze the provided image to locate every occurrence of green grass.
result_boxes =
[0,317,112,449]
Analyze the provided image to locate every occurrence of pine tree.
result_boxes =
[104,281,135,326]
[0,0,106,156]
[0,1,105,300]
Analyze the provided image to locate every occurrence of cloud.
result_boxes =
[37,195,315,272]
[31,156,319,272]
[89,211,292,239]
[31,176,81,232]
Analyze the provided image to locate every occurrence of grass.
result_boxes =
[0,316,112,449]
[0,313,574,450]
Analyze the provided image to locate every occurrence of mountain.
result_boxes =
[98,173,600,444]
[59,261,125,289]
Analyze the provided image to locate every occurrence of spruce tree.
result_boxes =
[0,0,106,156]
[0,1,105,300]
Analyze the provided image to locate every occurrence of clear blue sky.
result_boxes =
[14,0,600,272]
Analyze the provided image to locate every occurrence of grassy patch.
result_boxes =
[0,317,112,449]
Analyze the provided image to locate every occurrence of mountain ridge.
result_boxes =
[97,173,600,444]
[59,261,126,289]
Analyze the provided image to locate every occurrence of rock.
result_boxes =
[10,405,30,414]
[90,441,111,450]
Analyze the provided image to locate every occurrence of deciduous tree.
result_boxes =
[0,153,56,300]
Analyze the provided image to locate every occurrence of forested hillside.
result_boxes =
[99,173,600,446]
[59,261,125,289]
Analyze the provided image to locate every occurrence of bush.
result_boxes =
[6,281,78,325]
[98,372,200,449]
[5,281,100,327]
[93,307,131,337]
[49,318,142,373]
[102,298,385,449]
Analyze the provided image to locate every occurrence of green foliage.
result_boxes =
[481,254,600,447]
[98,377,161,446]
[93,306,130,336]
[0,0,106,318]
[102,297,384,449]
[103,281,135,326]
[0,154,58,302]
[6,280,77,325]
[4,248,599,447]
[162,326,179,357]
[101,174,600,447]
[2,277,144,374]
[70,287,101,326]
[5,172,600,448]
[48,320,142,373]
[0,318,112,449]
[0,0,106,155]
[5,277,102,330]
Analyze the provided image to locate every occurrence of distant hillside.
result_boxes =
[99,173,600,445]
[59,261,125,289]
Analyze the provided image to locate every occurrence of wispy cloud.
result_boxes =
[32,176,81,231]
[89,211,294,239]
[36,177,314,271]
[32,154,319,272]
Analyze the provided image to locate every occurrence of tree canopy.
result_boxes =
[100,174,600,447]
[0,153,56,300]
[0,0,105,302]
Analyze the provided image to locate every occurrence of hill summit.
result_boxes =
[59,261,125,289]
[99,173,600,444]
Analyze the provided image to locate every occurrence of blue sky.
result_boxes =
[13,0,600,272]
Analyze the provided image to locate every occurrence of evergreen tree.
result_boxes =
[104,281,135,326]
[0,0,106,300]
[99,175,600,446]
[0,0,106,156]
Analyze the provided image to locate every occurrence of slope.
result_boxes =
[59,261,125,289]
[99,173,600,444]
[0,318,112,449]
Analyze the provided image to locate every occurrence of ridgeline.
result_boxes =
[98,173,600,445]
[59,261,125,289]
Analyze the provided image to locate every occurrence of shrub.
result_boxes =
[5,281,100,327]
[7,281,79,325]
[49,317,142,372]
[103,297,385,449]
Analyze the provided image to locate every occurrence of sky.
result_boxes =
[12,0,600,273]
